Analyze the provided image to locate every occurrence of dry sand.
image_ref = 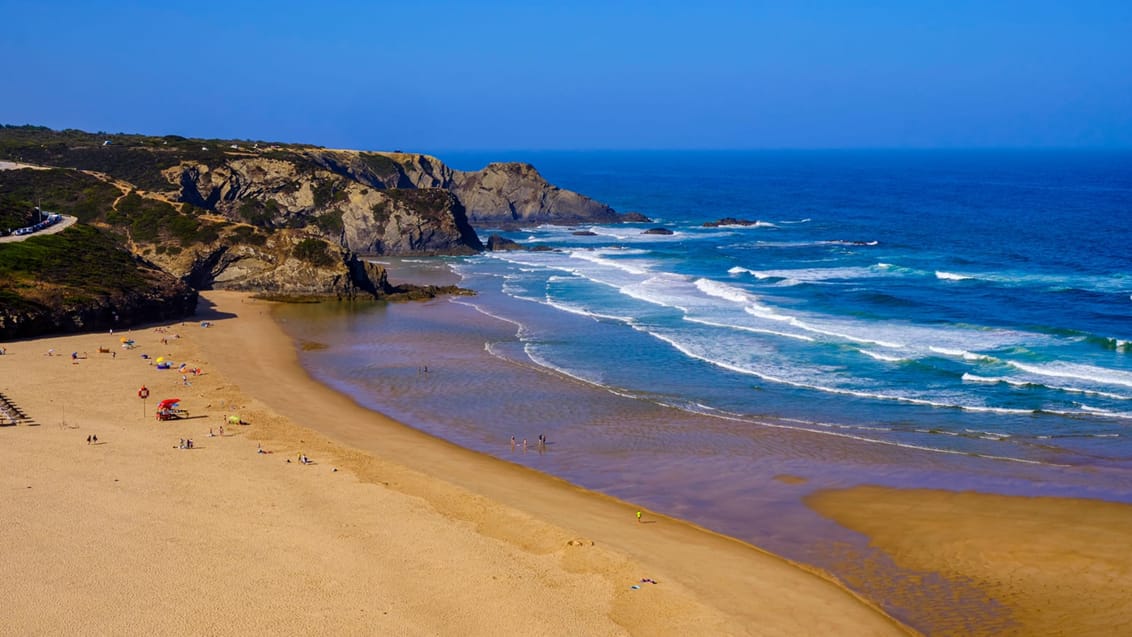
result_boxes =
[1,291,909,636]
[808,486,1132,636]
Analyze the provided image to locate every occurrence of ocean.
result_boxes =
[273,150,1132,630]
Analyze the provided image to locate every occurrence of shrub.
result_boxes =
[314,209,344,234]
[293,238,336,267]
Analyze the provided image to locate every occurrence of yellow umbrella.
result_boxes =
[120,336,128,343]
[156,357,165,364]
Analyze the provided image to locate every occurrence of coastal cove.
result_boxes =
[277,149,1132,635]
[4,149,1131,636]
[5,2,1131,634]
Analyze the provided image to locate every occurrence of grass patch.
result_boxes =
[0,225,148,294]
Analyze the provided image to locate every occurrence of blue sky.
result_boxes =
[1,1,1130,150]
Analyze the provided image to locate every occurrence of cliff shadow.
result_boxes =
[193,296,240,324]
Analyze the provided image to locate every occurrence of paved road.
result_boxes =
[0,215,78,243]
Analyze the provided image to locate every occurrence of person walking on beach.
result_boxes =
[636,511,642,523]
[86,435,92,445]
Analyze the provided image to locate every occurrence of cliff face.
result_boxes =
[0,259,198,340]
[169,155,483,256]
[450,162,619,226]
[170,150,620,253]
[140,228,389,300]
[342,152,620,225]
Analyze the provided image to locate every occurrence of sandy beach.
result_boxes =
[808,486,1132,636]
[1,291,909,636]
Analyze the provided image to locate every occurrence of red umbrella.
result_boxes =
[157,398,181,410]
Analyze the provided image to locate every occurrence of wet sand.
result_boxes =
[808,486,1132,636]
[0,291,908,636]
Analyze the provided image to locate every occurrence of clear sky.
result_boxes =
[2,1,1130,150]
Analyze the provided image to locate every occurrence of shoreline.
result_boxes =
[193,293,912,633]
[1,291,910,635]
[215,289,1132,635]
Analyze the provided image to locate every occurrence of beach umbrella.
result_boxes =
[156,356,165,364]
[120,336,128,343]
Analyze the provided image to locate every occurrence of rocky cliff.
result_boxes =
[170,154,483,256]
[0,224,199,340]
[0,126,630,332]
[169,149,621,252]
[0,273,197,340]
[147,228,390,300]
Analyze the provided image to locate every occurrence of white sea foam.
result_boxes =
[965,429,1012,440]
[642,326,1021,412]
[732,265,892,285]
[857,350,906,362]
[569,250,653,276]
[522,343,602,385]
[742,305,906,348]
[936,271,974,281]
[926,267,1129,294]
[694,278,757,305]
[451,298,529,336]
[1079,405,1132,420]
[543,298,634,324]
[961,373,1131,400]
[961,373,1001,384]
[821,240,878,246]
[711,220,777,229]
[929,346,993,362]
[1005,360,1132,389]
[683,316,816,342]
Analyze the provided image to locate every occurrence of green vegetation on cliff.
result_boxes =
[371,188,458,222]
[0,124,498,337]
[0,225,151,309]
[106,191,222,245]
[0,125,321,192]
[0,167,120,231]
[293,237,335,266]
[0,223,198,339]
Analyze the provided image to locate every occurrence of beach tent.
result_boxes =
[155,398,184,421]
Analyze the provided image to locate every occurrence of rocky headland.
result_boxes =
[0,125,632,338]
